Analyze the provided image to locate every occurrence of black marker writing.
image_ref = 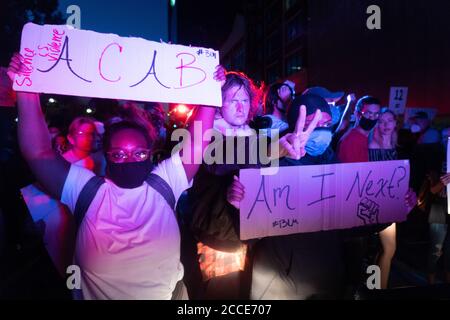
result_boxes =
[273,185,295,210]
[307,172,336,206]
[247,175,271,219]
[37,36,91,83]
[346,171,372,201]
[346,166,407,201]
[130,50,170,89]
[273,218,299,229]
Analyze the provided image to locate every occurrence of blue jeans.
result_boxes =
[427,223,450,274]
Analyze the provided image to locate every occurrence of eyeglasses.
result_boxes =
[106,148,151,163]
[360,110,380,119]
[75,131,98,137]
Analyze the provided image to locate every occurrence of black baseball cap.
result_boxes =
[287,94,331,131]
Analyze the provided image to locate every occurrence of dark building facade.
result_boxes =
[221,0,450,116]
[221,0,308,90]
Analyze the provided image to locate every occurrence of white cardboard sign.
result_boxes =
[13,23,222,106]
[389,87,408,114]
[239,160,410,240]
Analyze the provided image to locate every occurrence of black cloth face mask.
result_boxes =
[106,159,154,189]
[359,116,378,131]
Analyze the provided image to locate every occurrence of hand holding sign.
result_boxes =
[213,65,227,88]
[227,175,245,209]
[280,105,322,160]
[404,188,417,212]
[7,53,24,83]
[440,173,450,186]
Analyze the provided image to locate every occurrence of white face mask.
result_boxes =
[410,124,422,133]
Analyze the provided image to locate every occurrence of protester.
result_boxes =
[247,94,345,299]
[183,71,261,299]
[409,111,441,144]
[183,73,320,299]
[63,117,106,175]
[303,87,344,128]
[9,55,310,300]
[20,116,104,276]
[8,53,221,299]
[337,96,381,163]
[255,80,295,137]
[51,132,69,155]
[338,101,417,295]
[426,127,450,284]
[368,109,399,289]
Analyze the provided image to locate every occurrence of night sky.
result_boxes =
[57,0,169,41]
[177,0,244,49]
[57,0,244,50]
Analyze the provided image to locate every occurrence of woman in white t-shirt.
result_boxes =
[9,55,223,299]
[9,54,311,299]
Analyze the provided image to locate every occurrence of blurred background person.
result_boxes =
[425,127,450,284]
[252,80,295,137]
[409,111,441,145]
[368,109,399,289]
[337,96,381,163]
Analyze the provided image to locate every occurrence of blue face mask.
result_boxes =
[305,129,332,156]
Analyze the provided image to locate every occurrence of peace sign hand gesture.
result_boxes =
[279,105,322,160]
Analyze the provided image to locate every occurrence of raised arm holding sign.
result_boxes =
[8,53,223,197]
[8,45,222,299]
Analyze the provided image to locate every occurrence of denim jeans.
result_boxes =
[427,223,450,274]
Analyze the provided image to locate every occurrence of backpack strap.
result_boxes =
[72,173,176,228]
[74,176,105,228]
[146,173,176,211]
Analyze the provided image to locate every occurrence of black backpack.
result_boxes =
[73,173,176,229]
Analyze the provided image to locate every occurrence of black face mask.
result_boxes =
[106,159,154,189]
[359,117,378,131]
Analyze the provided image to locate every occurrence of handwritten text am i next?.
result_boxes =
[239,160,410,240]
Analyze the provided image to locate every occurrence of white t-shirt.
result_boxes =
[61,153,191,300]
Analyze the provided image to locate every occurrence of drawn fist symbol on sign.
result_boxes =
[357,197,380,225]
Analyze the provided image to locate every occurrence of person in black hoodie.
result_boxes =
[227,94,345,299]
[181,75,322,300]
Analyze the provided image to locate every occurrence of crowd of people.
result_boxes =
[0,52,449,300]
